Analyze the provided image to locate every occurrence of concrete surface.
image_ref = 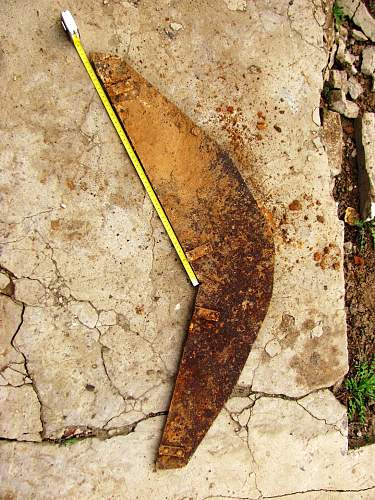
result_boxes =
[0,0,374,498]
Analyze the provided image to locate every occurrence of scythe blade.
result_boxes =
[91,53,274,469]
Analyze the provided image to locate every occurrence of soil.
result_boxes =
[328,18,375,448]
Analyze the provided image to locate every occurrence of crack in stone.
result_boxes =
[296,400,347,437]
[202,484,375,499]
[98,341,128,407]
[0,410,167,445]
[8,301,45,439]
[287,2,327,53]
[0,207,58,227]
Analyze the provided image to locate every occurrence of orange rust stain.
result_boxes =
[289,200,302,211]
[313,251,322,262]
[66,178,76,191]
[354,255,364,266]
[50,220,60,231]
[135,305,145,315]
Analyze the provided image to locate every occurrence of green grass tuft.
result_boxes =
[345,357,375,424]
[61,437,80,446]
[354,217,375,253]
[333,2,347,26]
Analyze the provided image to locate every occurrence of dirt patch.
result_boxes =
[333,115,375,448]
[327,17,375,447]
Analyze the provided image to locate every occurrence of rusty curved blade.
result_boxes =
[91,53,274,469]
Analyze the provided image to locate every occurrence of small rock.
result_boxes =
[352,29,368,41]
[329,89,359,118]
[170,22,183,31]
[70,302,98,329]
[175,303,181,311]
[347,76,363,100]
[310,323,324,338]
[339,25,349,39]
[353,3,375,42]
[265,339,281,358]
[336,38,357,75]
[223,0,247,11]
[344,241,353,253]
[0,273,10,290]
[329,69,348,92]
[344,206,360,225]
[361,46,375,76]
[322,110,343,176]
[355,112,375,219]
[312,107,321,126]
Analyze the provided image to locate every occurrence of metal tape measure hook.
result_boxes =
[61,10,80,40]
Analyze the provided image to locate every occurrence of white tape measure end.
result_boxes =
[61,10,80,41]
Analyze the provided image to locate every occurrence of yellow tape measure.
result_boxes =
[61,11,198,287]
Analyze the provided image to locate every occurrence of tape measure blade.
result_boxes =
[71,36,198,287]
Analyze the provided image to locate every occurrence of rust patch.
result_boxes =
[288,199,302,211]
[313,243,341,270]
[194,306,220,322]
[91,52,274,470]
[186,243,212,262]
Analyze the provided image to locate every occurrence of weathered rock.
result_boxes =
[336,0,360,19]
[248,393,375,497]
[0,272,10,290]
[312,107,321,126]
[337,0,375,41]
[355,112,375,219]
[169,22,183,32]
[0,385,42,441]
[352,28,368,41]
[14,306,127,438]
[1,391,374,499]
[329,89,359,118]
[336,37,357,74]
[329,69,348,91]
[69,301,98,329]
[0,0,358,491]
[348,76,363,99]
[323,110,343,177]
[361,45,375,76]
[338,25,349,39]
[353,3,375,42]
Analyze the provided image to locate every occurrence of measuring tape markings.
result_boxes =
[61,12,198,287]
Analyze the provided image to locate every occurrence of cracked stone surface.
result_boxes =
[1,391,374,498]
[0,0,374,497]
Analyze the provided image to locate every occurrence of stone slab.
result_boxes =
[0,391,374,499]
[0,0,372,496]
